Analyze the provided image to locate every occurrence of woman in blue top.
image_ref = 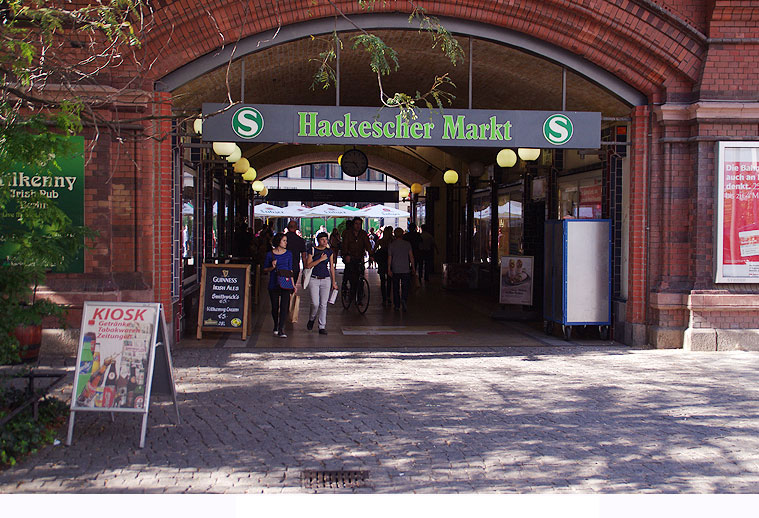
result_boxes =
[304,232,338,334]
[262,233,294,338]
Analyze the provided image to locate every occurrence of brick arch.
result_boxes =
[146,0,705,102]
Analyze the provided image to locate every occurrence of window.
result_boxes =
[497,192,523,261]
[358,168,384,182]
[472,193,491,263]
[312,163,329,179]
[182,167,198,282]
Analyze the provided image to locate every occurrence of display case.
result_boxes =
[543,219,612,340]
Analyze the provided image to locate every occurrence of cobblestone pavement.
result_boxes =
[2,343,759,493]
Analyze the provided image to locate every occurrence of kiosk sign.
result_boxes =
[716,141,759,283]
[68,302,180,448]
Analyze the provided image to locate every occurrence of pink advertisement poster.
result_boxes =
[718,143,759,282]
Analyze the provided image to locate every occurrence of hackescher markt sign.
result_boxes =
[202,104,600,149]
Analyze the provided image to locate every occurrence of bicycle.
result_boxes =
[341,258,370,314]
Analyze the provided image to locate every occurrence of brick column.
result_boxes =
[149,91,175,316]
[624,105,650,346]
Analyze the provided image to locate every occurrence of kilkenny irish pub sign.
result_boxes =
[203,104,601,149]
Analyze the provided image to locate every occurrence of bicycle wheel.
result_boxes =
[355,276,370,314]
[341,279,352,309]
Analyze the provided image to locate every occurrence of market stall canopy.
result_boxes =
[474,202,522,220]
[305,204,359,217]
[358,205,411,218]
[279,204,310,218]
[253,203,286,216]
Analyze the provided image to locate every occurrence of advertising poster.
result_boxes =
[717,142,759,283]
[72,303,157,411]
[500,255,534,305]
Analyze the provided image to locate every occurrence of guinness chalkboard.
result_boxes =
[197,263,251,340]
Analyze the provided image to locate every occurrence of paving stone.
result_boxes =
[3,346,759,492]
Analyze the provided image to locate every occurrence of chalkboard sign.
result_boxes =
[197,263,251,340]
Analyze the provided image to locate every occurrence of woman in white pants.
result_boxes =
[305,232,338,335]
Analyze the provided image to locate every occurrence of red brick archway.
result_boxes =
[144,0,706,103]
[47,1,759,350]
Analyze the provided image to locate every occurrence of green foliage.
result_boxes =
[352,33,399,77]
[310,2,464,120]
[0,387,68,467]
[0,1,146,365]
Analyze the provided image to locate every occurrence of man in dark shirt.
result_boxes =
[403,224,422,270]
[341,217,373,304]
[285,220,308,285]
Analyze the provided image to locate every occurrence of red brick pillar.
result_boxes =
[624,105,650,346]
[149,91,175,317]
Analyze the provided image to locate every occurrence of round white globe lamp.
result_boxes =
[212,142,236,156]
[496,149,517,168]
[518,148,541,161]
[242,167,257,181]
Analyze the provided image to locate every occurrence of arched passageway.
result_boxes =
[43,1,759,352]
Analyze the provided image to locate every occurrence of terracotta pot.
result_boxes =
[14,324,42,362]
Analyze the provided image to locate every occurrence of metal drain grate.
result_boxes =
[301,470,369,489]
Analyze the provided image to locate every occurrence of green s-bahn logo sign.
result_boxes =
[543,114,573,145]
[232,107,264,139]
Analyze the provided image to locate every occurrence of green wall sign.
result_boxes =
[1,136,85,273]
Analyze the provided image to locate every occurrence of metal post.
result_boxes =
[562,67,567,111]
[336,43,341,107]
[66,411,76,446]
[241,58,246,104]
[468,37,473,110]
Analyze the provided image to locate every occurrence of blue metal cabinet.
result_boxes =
[543,219,612,340]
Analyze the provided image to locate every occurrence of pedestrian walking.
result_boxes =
[305,232,338,335]
[329,228,341,257]
[388,227,415,312]
[374,225,394,306]
[418,223,438,283]
[262,233,296,338]
[285,220,308,286]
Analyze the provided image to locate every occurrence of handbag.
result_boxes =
[277,269,295,290]
[288,292,300,323]
[302,247,314,289]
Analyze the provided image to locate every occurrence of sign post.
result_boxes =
[197,263,251,340]
[67,302,180,448]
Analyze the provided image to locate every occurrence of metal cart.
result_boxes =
[543,219,612,340]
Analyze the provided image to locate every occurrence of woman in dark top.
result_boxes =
[262,233,294,338]
[304,232,338,334]
[374,225,394,307]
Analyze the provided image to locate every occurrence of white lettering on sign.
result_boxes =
[0,172,78,191]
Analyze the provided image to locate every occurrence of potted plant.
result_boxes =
[0,116,92,365]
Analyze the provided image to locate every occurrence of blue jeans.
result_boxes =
[391,272,410,308]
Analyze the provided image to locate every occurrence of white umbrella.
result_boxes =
[279,204,310,218]
[357,205,410,218]
[305,203,359,217]
[253,203,286,216]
